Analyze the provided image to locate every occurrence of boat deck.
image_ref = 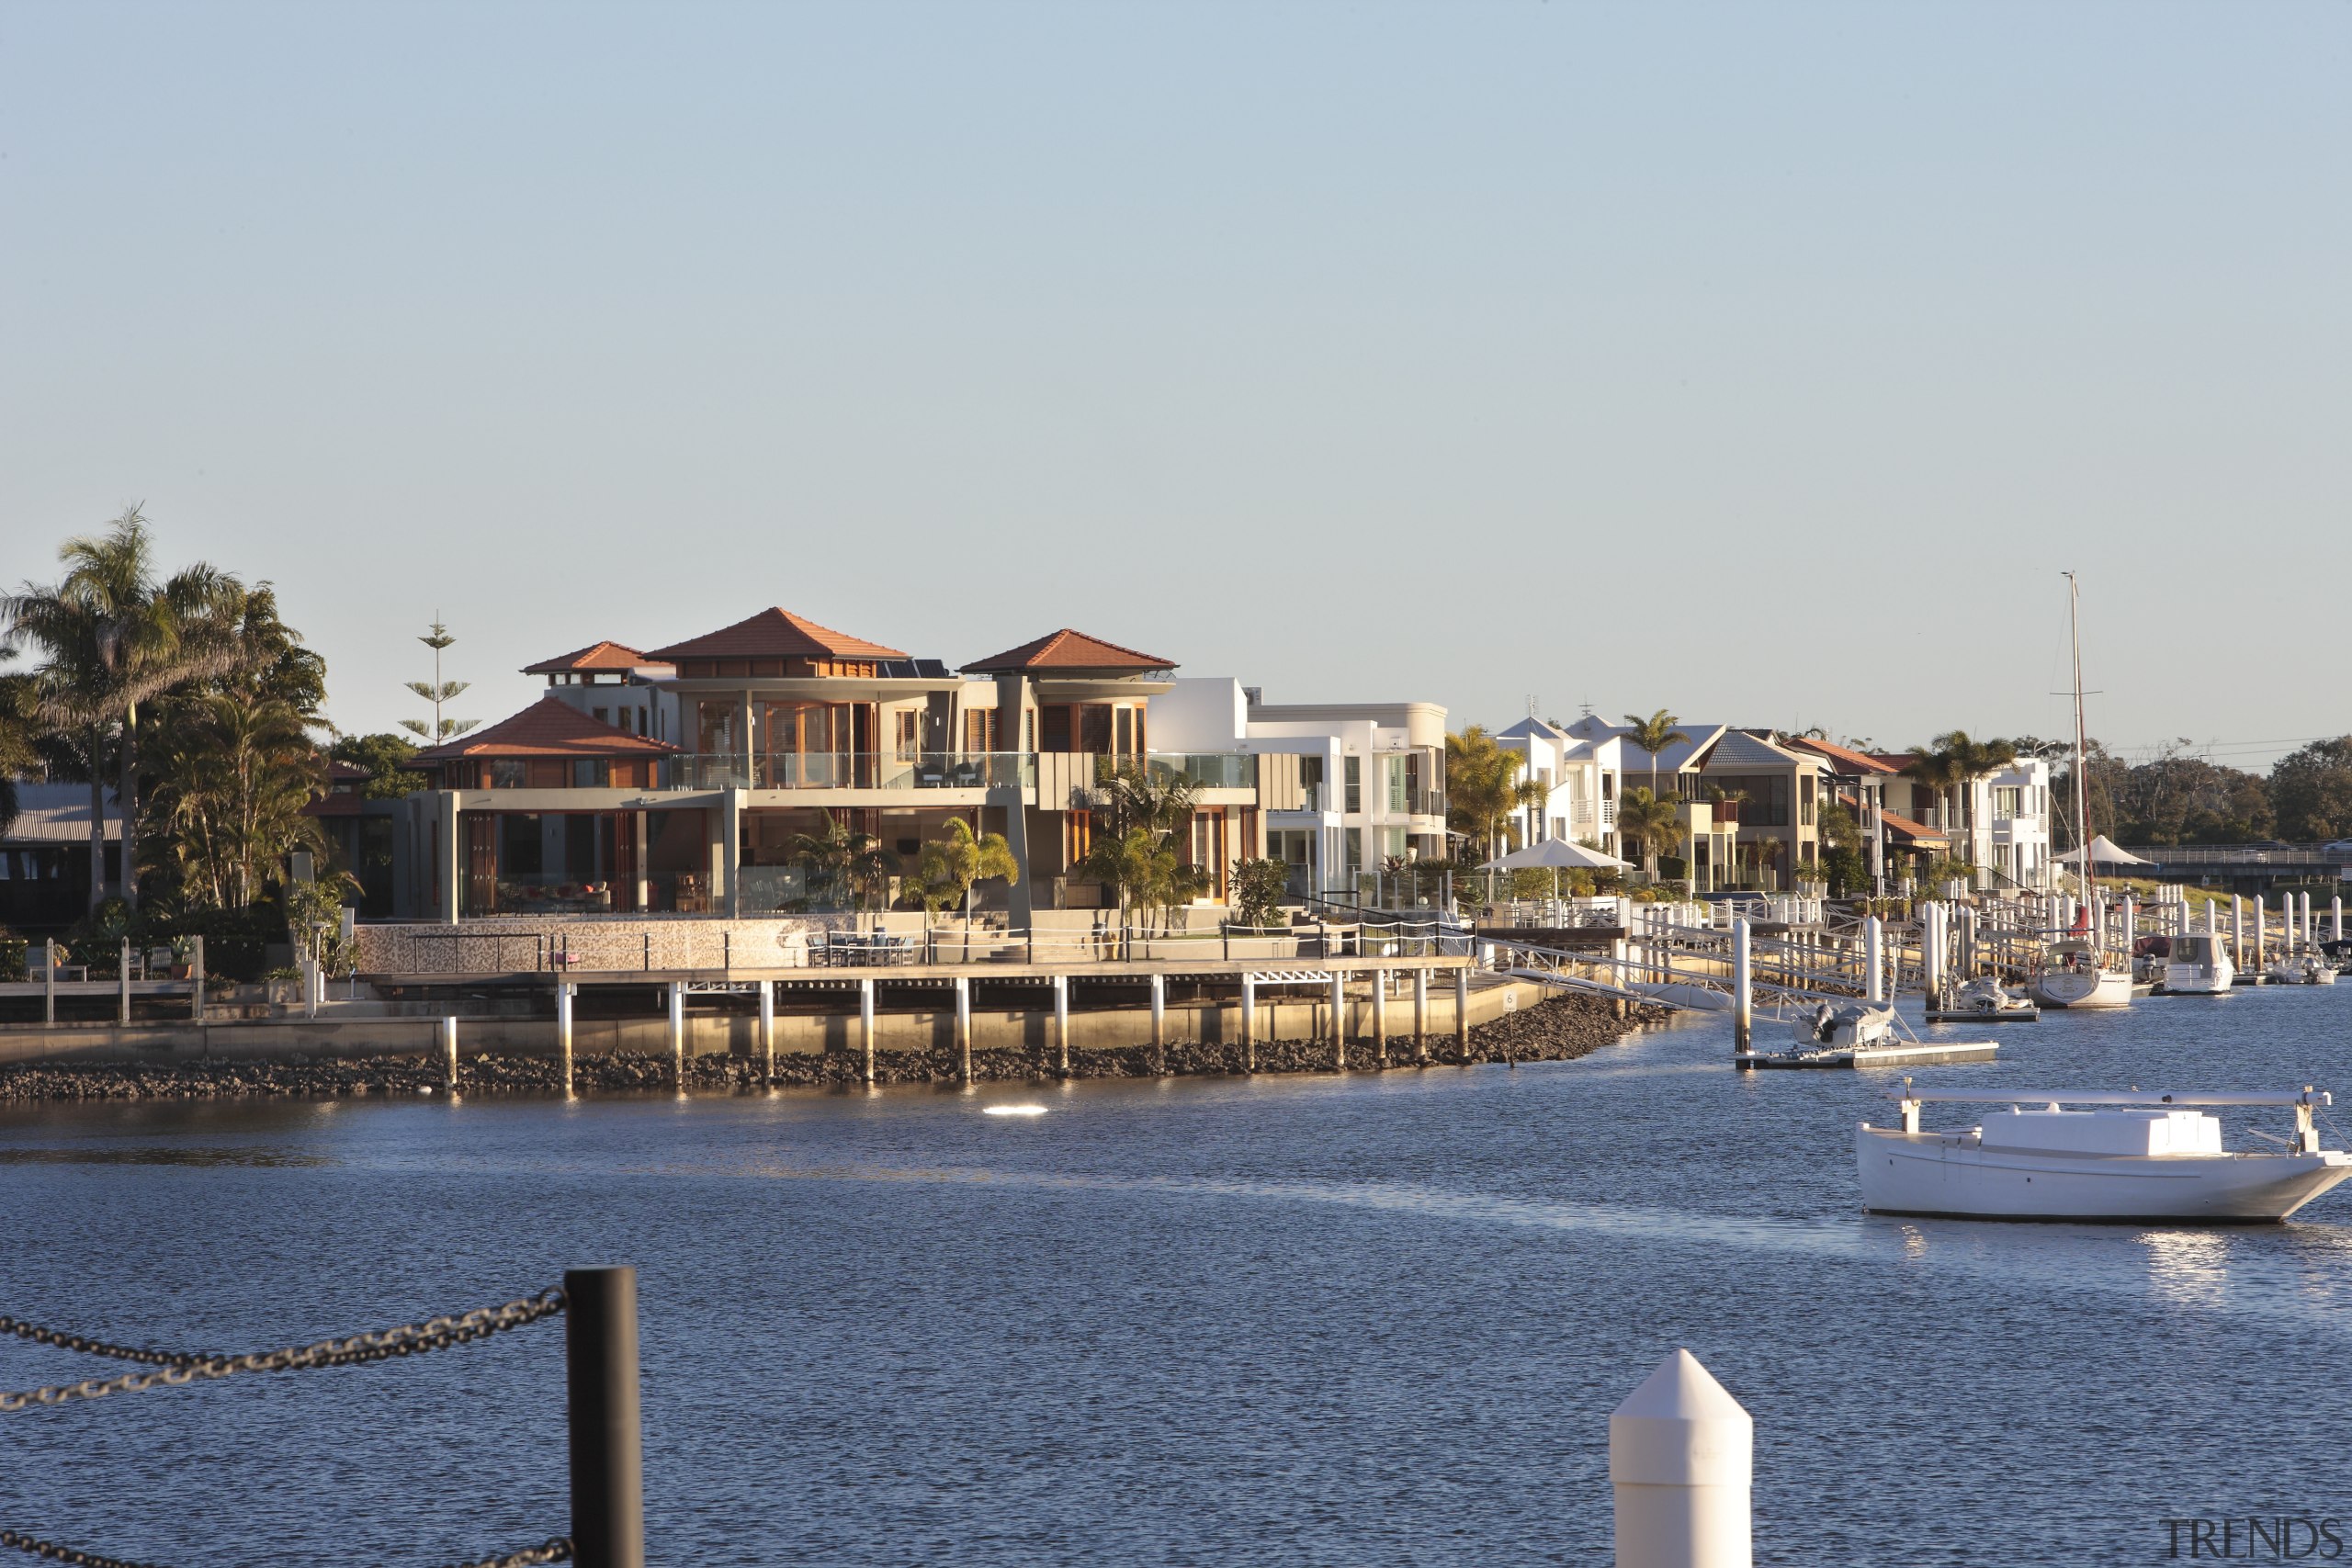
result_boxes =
[1737,1039,2001,1070]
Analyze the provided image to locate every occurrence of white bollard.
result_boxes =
[557,982,575,1096]
[1611,1348,1753,1568]
[1863,916,1884,1004]
[1731,919,1751,1052]
[668,981,685,1085]
[757,980,775,1087]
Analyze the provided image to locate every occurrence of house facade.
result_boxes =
[1542,716,1829,890]
[1147,680,1447,902]
[389,611,1275,924]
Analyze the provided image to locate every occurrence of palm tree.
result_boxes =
[4,508,243,910]
[1900,741,1969,836]
[1444,727,1545,860]
[910,817,1020,920]
[1614,786,1688,883]
[147,692,323,909]
[789,811,897,911]
[1622,709,1690,801]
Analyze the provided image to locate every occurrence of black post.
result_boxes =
[566,1265,645,1568]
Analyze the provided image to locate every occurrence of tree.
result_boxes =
[147,692,324,909]
[790,811,897,911]
[2271,738,2352,842]
[1613,786,1687,883]
[1622,709,1690,800]
[327,733,424,801]
[1227,856,1290,930]
[0,651,38,837]
[908,817,1020,919]
[1444,727,1544,858]
[1816,803,1868,896]
[400,616,478,743]
[4,507,244,911]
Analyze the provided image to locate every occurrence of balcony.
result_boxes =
[1144,752,1256,791]
[658,753,1036,793]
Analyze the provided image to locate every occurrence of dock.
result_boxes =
[1735,1039,2001,1070]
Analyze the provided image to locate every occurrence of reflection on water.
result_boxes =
[3,986,2351,1567]
[2140,1227,2233,1311]
[0,1145,331,1168]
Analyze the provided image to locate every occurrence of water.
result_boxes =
[6,988,2351,1566]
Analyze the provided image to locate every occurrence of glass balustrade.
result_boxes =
[653,753,1037,792]
[1143,752,1257,790]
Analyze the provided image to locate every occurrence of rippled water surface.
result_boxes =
[6,987,2351,1565]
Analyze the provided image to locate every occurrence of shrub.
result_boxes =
[1227,857,1290,929]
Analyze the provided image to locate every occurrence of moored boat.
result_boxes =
[1857,1087,2352,1222]
[2266,954,2337,987]
[2162,931,2236,995]
[1790,998,1899,1049]
[2028,940,2134,1009]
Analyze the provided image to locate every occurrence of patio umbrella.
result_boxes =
[2055,835,2150,867]
[1480,839,1631,871]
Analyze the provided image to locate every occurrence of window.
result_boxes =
[1114,707,1134,758]
[1343,828,1363,875]
[895,710,920,761]
[1800,773,1815,828]
[1300,756,1325,810]
[696,702,738,755]
[1041,705,1072,752]
[1344,757,1362,814]
[1994,787,2021,821]
[571,760,609,788]
[1386,757,1408,814]
[1080,705,1114,753]
[592,707,609,726]
[489,760,526,788]
[964,709,1000,754]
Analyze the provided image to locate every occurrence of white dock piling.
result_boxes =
[43,939,56,1025]
[1611,1348,1753,1568]
[1413,967,1430,1064]
[859,976,876,1084]
[1329,973,1347,1069]
[1863,916,1884,1004]
[667,981,685,1085]
[2254,895,2267,972]
[1372,968,1388,1064]
[441,1015,459,1090]
[1149,972,1166,1072]
[1240,974,1257,1071]
[119,940,131,1025]
[2233,896,2245,971]
[1454,968,1471,1059]
[557,982,575,1096]
[955,974,973,1083]
[2335,896,2345,945]
[756,980,774,1087]
[1731,919,1751,1051]
[1919,904,1942,998]
[1052,972,1069,1077]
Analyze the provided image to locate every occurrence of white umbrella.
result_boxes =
[2056,835,2150,867]
[1480,839,1631,871]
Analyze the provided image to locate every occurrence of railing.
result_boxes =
[1145,752,1255,790]
[0,1266,642,1568]
[659,752,1037,792]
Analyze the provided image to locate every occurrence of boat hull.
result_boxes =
[2028,966,2135,1009]
[2161,963,2235,995]
[1856,1125,2352,1222]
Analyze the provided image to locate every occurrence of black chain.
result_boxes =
[0,1533,572,1568]
[0,1290,566,1414]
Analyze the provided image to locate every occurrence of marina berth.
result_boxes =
[1857,1087,2352,1223]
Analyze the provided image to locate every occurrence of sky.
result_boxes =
[4,2,2346,770]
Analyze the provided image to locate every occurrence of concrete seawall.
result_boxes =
[0,976,1565,1067]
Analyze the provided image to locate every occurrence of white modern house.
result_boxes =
[1493,717,1621,863]
[1871,750,2056,891]
[1148,679,1448,901]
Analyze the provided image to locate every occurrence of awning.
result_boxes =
[1481,839,1631,871]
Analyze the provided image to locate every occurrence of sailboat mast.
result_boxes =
[2065,571,2093,906]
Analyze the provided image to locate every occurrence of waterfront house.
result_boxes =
[1148,679,1445,902]
[1867,750,2055,891]
[0,782,121,932]
[1547,716,1829,890]
[385,610,1275,925]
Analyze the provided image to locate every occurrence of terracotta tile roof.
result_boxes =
[522,640,667,675]
[302,793,365,818]
[961,628,1177,674]
[644,608,907,663]
[1786,737,1900,775]
[1878,809,1948,846]
[412,696,681,761]
[324,760,371,780]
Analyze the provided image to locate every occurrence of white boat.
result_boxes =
[2028,940,2135,1009]
[1790,999,1899,1049]
[2037,573,2133,1010]
[1950,975,2036,1016]
[2267,954,2337,987]
[1857,1087,2352,1222]
[2162,931,2236,995]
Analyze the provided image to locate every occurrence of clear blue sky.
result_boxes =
[5,2,2345,768]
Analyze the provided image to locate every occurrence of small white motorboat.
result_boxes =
[2162,931,2236,995]
[1857,1087,2352,1222]
[2267,954,2337,987]
[1951,976,2036,1016]
[1791,998,1899,1049]
[2028,940,2135,1010]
